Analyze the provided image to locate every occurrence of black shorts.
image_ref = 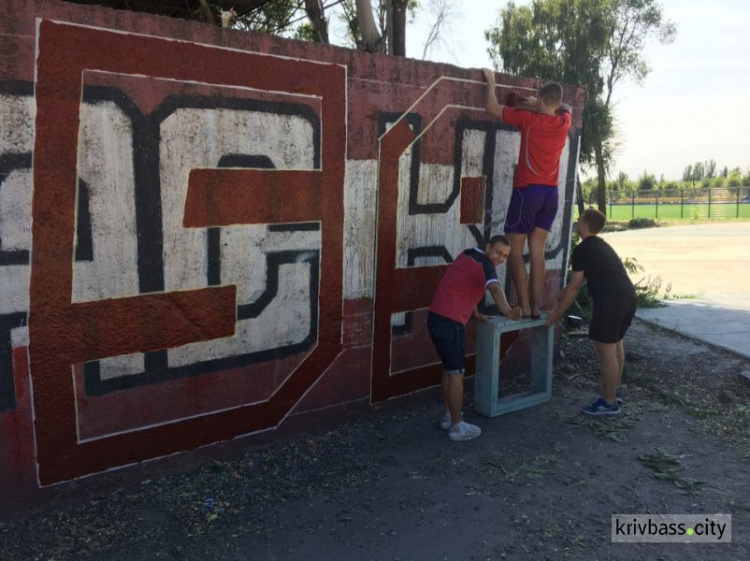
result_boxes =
[427,311,466,374]
[589,295,637,344]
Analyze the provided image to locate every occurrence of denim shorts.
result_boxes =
[504,185,559,233]
[427,311,466,374]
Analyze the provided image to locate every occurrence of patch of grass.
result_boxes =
[627,370,661,391]
[637,448,705,495]
[565,413,638,442]
[486,454,558,481]
[657,391,687,407]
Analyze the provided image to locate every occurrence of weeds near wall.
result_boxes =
[622,257,671,308]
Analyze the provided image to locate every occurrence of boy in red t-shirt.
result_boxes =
[482,68,572,319]
[427,235,521,442]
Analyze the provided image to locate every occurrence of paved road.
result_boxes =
[600,222,750,358]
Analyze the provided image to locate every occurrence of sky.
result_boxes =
[403,0,750,181]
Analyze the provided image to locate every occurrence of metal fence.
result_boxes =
[605,186,750,220]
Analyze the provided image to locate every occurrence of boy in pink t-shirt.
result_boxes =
[428,235,521,442]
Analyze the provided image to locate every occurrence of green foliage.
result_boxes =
[637,171,657,192]
[231,0,303,35]
[637,449,705,494]
[293,22,317,41]
[485,0,676,213]
[682,164,693,182]
[485,0,608,91]
[705,158,717,179]
[727,169,743,187]
[622,257,670,307]
[485,0,612,170]
[627,218,655,229]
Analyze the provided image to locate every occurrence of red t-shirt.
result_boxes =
[503,106,571,188]
[429,249,499,325]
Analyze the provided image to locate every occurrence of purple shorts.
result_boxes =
[504,185,559,234]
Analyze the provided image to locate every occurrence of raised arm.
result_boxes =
[482,68,505,121]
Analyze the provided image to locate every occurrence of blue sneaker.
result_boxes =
[582,397,621,416]
[615,388,624,405]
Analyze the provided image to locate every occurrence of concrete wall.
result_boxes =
[0,0,585,493]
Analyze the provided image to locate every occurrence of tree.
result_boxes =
[337,0,419,53]
[486,0,676,213]
[682,164,692,182]
[304,0,329,43]
[705,158,717,179]
[727,168,743,187]
[354,0,385,52]
[420,0,460,60]
[692,161,704,181]
[230,0,306,35]
[615,171,629,191]
[637,170,656,193]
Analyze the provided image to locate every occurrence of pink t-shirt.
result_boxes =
[429,249,499,325]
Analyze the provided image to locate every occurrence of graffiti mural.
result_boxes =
[371,78,579,402]
[0,0,584,492]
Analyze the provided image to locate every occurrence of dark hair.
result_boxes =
[539,82,563,106]
[581,208,606,234]
[487,234,511,248]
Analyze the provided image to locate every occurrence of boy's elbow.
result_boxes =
[487,104,504,121]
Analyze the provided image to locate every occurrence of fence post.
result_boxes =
[680,188,684,218]
[737,187,741,219]
[631,192,635,218]
[655,191,659,219]
[708,188,712,218]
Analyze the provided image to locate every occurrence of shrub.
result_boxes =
[622,257,671,308]
[628,217,657,229]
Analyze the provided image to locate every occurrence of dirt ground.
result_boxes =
[2,319,750,561]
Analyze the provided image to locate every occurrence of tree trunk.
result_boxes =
[355,0,383,53]
[391,0,407,56]
[198,0,215,25]
[304,0,329,43]
[385,0,394,54]
[594,142,607,214]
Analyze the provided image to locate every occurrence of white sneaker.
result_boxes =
[448,421,482,442]
[439,412,463,430]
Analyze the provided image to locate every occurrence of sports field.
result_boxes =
[606,202,750,220]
